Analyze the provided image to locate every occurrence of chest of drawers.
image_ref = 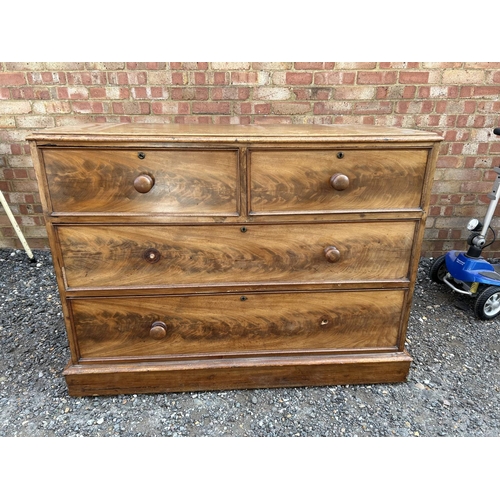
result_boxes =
[28,123,441,396]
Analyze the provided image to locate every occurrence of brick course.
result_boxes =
[1,61,500,257]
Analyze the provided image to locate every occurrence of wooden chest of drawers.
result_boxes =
[28,124,441,396]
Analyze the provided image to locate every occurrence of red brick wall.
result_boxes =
[1,62,500,257]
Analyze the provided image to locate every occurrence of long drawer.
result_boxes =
[41,148,239,215]
[57,221,416,289]
[69,290,406,360]
[249,148,429,213]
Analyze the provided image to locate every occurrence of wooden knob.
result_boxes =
[324,246,341,263]
[143,248,161,263]
[134,174,154,193]
[150,321,167,339]
[330,173,349,191]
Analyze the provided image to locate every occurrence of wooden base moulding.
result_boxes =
[63,352,413,397]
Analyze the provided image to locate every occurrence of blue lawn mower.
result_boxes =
[429,128,500,320]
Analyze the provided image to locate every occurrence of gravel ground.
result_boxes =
[1,247,500,438]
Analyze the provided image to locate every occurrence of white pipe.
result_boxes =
[0,190,35,261]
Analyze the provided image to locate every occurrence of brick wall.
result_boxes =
[1,61,500,257]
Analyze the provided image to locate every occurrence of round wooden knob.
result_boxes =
[134,174,154,193]
[324,246,341,263]
[150,321,167,339]
[143,248,161,263]
[330,173,349,191]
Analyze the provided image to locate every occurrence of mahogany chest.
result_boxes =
[28,123,441,396]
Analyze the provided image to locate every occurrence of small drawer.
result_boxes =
[42,148,239,215]
[70,289,405,360]
[249,148,429,214]
[57,221,416,290]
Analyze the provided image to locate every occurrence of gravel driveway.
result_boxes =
[1,248,499,437]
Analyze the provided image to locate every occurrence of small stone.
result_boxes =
[251,396,257,404]
[97,418,104,425]
[415,383,426,390]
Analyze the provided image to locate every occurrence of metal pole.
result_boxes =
[480,167,500,238]
[0,190,35,261]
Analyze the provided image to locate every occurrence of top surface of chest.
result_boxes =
[28,123,442,143]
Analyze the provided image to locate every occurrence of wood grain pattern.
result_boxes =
[63,352,413,396]
[249,148,428,213]
[70,290,405,360]
[28,123,442,143]
[57,221,415,289]
[42,148,239,215]
[27,123,443,395]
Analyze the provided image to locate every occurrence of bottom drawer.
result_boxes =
[70,290,407,361]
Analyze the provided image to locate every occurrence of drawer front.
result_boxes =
[57,221,415,289]
[42,148,239,215]
[70,290,405,359]
[249,148,429,213]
